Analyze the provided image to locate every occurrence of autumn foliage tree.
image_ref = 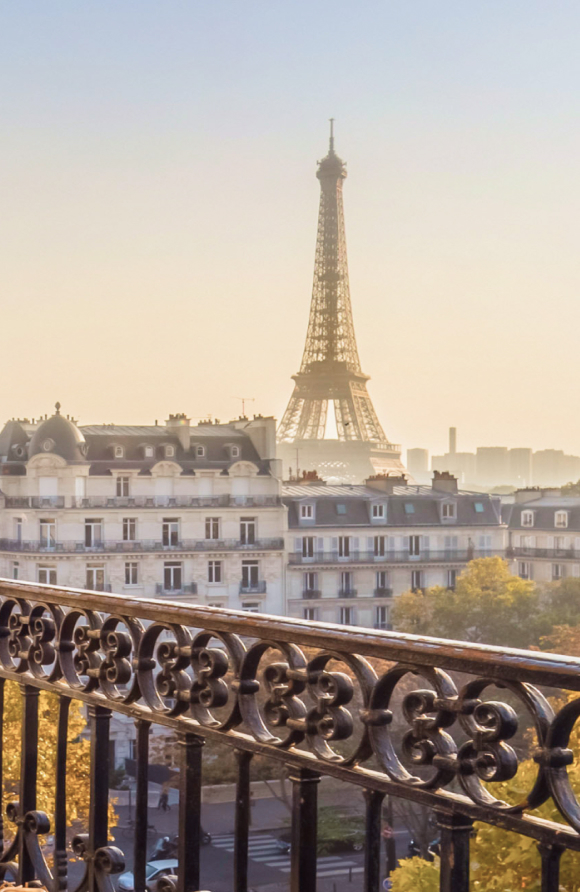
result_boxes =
[2,680,116,842]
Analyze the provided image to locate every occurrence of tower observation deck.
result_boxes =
[277,124,407,482]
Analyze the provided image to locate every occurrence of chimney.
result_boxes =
[365,473,408,494]
[432,470,458,494]
[165,413,191,451]
[449,427,457,456]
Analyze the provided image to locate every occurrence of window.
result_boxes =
[116,476,130,497]
[39,519,56,550]
[114,445,124,458]
[12,562,19,580]
[522,511,534,528]
[196,445,205,458]
[339,606,354,625]
[447,569,457,590]
[474,502,484,513]
[442,502,456,519]
[555,511,569,529]
[411,569,423,591]
[205,517,220,540]
[519,562,532,580]
[409,535,421,557]
[208,560,222,583]
[374,536,386,557]
[86,565,105,591]
[162,518,180,547]
[372,504,385,519]
[340,571,354,594]
[38,566,57,585]
[240,517,256,545]
[375,606,390,630]
[404,503,415,515]
[302,536,315,559]
[376,571,389,593]
[230,446,240,459]
[338,536,351,558]
[552,563,565,581]
[303,607,318,621]
[241,560,259,590]
[85,519,103,548]
[303,572,317,593]
[125,562,138,586]
[336,504,347,515]
[300,504,314,519]
[123,518,136,541]
[144,445,154,458]
[242,602,260,613]
[165,445,175,458]
[164,562,182,591]
[14,518,22,543]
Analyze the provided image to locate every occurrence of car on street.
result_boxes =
[118,859,178,892]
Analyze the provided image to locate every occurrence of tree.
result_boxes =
[539,578,580,631]
[2,681,116,844]
[560,480,580,496]
[392,557,542,648]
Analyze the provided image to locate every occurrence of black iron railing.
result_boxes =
[0,538,284,554]
[288,549,497,565]
[0,578,579,892]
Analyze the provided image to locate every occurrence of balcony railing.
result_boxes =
[289,548,497,565]
[301,589,321,599]
[510,546,580,560]
[374,587,393,597]
[238,580,267,594]
[0,537,284,554]
[155,582,197,596]
[0,577,580,892]
[3,495,282,509]
[338,588,357,598]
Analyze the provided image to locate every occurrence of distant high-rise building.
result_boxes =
[407,448,429,477]
[449,427,457,456]
[509,448,533,487]
[476,447,510,485]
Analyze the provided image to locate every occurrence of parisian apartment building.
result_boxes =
[0,406,286,615]
[506,488,580,583]
[282,471,506,630]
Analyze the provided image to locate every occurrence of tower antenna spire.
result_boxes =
[329,117,335,153]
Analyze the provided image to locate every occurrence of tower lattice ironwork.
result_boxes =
[278,125,402,479]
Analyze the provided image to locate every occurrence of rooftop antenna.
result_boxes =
[234,397,255,417]
[329,117,335,153]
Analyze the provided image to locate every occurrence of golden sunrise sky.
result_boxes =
[2,2,580,457]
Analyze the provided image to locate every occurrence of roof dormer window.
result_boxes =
[555,510,569,529]
[165,444,176,459]
[522,510,534,528]
[143,445,154,459]
[300,504,314,519]
[442,502,456,520]
[230,445,240,459]
[114,445,124,459]
[195,445,205,458]
[372,504,385,519]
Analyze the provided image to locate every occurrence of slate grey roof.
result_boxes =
[508,498,580,532]
[283,485,503,529]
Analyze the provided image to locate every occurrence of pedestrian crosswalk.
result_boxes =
[211,833,364,878]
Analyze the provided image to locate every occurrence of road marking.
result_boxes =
[210,832,363,874]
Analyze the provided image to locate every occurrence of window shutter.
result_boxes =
[548,536,554,549]
[332,537,338,553]
[295,538,302,553]
[353,537,360,553]
[564,537,570,549]
[317,537,324,553]
[367,537,374,554]
[421,535,430,551]
[575,537,580,551]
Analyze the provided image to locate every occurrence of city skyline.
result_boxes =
[3,3,580,456]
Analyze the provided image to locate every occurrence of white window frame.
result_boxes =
[163,562,183,591]
[84,519,103,548]
[339,606,354,625]
[300,504,314,519]
[230,445,240,459]
[196,445,205,458]
[302,536,315,559]
[340,571,354,594]
[338,536,351,559]
[38,565,57,585]
[39,519,56,550]
[114,445,124,459]
[86,565,105,591]
[144,445,154,458]
[303,607,318,621]
[411,569,423,591]
[116,476,130,497]
[12,562,19,580]
[205,517,220,540]
[522,511,534,528]
[374,535,386,557]
[165,444,176,458]
[518,561,532,580]
[162,518,180,547]
[240,517,256,545]
[552,563,565,581]
[409,535,421,557]
[208,560,222,583]
[442,502,456,519]
[375,605,389,630]
[125,562,138,586]
[241,560,259,590]
[372,503,385,519]
[303,571,318,593]
[123,518,137,541]
[242,602,260,613]
[555,511,568,529]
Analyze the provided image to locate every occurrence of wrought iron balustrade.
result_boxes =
[301,589,321,599]
[289,548,498,565]
[511,546,580,560]
[0,578,580,892]
[373,587,393,597]
[0,537,284,555]
[338,588,358,598]
[155,582,197,596]
[238,580,267,594]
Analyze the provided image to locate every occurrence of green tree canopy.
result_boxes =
[392,557,542,648]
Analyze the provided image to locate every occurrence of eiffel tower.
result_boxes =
[277,123,407,483]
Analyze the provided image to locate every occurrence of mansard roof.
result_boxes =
[283,484,503,529]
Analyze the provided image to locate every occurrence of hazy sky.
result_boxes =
[2,2,580,457]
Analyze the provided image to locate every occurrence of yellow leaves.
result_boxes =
[389,856,439,892]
